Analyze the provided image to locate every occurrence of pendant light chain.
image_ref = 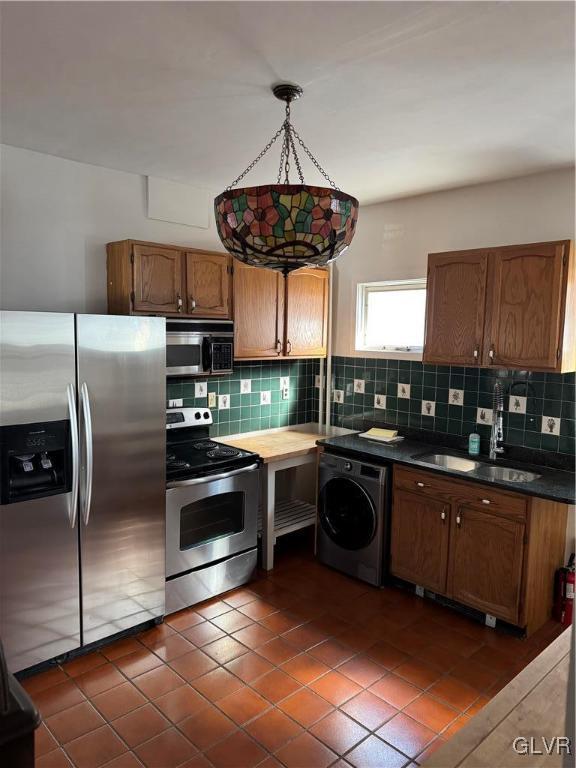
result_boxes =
[226,96,339,190]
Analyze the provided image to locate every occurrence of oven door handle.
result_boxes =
[167,463,260,488]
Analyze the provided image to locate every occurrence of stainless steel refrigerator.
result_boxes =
[0,311,166,672]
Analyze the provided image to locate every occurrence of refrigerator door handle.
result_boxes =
[80,382,94,526]
[66,383,80,528]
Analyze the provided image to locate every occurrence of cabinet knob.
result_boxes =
[481,498,491,505]
[488,346,495,360]
[286,339,292,354]
[416,481,426,488]
[456,514,462,527]
[177,294,183,312]
[276,339,282,354]
[441,509,446,522]
[473,349,479,359]
[190,297,196,310]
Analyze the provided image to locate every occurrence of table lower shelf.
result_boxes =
[258,498,317,543]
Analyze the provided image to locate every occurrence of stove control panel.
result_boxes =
[166,407,213,429]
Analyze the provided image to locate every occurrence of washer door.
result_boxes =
[319,476,377,550]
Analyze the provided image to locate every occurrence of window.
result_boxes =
[356,279,427,354]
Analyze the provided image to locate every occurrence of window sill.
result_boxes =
[352,349,423,362]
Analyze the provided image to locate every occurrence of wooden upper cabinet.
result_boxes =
[233,262,284,358]
[484,241,572,371]
[390,488,450,595]
[447,504,525,624]
[185,251,231,318]
[132,244,184,314]
[423,252,488,366]
[285,268,329,357]
[422,240,574,371]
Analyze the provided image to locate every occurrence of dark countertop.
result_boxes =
[317,433,576,504]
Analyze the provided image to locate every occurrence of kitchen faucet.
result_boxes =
[489,381,505,460]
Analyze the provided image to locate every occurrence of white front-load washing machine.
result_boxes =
[316,451,389,586]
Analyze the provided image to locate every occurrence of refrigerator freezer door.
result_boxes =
[0,311,80,672]
[76,315,166,645]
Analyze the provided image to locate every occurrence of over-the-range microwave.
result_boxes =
[166,319,234,377]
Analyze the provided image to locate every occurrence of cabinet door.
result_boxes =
[285,268,329,356]
[390,488,450,594]
[423,251,488,365]
[485,242,568,370]
[233,262,284,358]
[132,244,183,314]
[185,251,231,318]
[448,505,525,623]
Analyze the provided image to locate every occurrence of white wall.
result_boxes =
[0,144,221,313]
[333,167,575,357]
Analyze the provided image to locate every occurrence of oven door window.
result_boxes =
[180,492,244,550]
[166,343,202,370]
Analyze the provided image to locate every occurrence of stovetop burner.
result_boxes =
[206,447,240,459]
[166,453,191,470]
[193,440,218,451]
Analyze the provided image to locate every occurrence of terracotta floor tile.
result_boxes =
[308,613,351,638]
[450,658,502,691]
[238,599,278,621]
[75,665,126,698]
[97,753,144,768]
[113,649,163,679]
[244,707,303,751]
[35,722,59,757]
[22,666,68,695]
[442,713,473,739]
[154,684,209,722]
[91,681,146,721]
[64,653,108,678]
[310,709,370,754]
[433,629,483,659]
[277,687,334,727]
[165,609,205,632]
[32,679,86,718]
[36,747,73,767]
[404,693,459,732]
[428,675,481,711]
[179,755,216,768]
[192,667,244,702]
[132,665,185,700]
[346,734,408,768]
[64,724,127,768]
[111,703,170,747]
[179,703,238,751]
[281,622,327,651]
[224,650,274,682]
[377,712,436,758]
[469,645,515,672]
[205,729,267,768]
[250,668,302,703]
[134,727,197,768]
[417,735,448,763]
[281,653,330,684]
[138,623,176,648]
[223,588,258,608]
[338,655,386,688]
[100,638,143,661]
[415,643,462,672]
[211,609,254,633]
[309,670,363,706]
[258,610,302,635]
[369,674,421,710]
[394,658,443,690]
[275,732,338,768]
[196,600,233,620]
[216,685,269,724]
[337,628,379,653]
[182,621,226,647]
[386,629,429,658]
[256,637,300,665]
[231,622,276,649]
[146,634,196,662]
[366,641,409,671]
[169,649,218,681]
[46,700,105,744]
[256,757,283,768]
[203,637,249,665]
[465,693,490,716]
[308,639,355,667]
[341,690,398,731]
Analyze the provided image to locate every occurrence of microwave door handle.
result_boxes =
[167,463,259,488]
[202,337,213,373]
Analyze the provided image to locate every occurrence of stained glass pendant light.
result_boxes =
[214,83,359,274]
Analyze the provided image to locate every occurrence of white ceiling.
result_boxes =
[1,1,574,204]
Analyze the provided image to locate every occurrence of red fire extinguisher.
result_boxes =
[553,553,575,627]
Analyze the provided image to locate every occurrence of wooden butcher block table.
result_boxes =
[225,430,321,569]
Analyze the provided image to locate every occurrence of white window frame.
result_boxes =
[355,278,427,359]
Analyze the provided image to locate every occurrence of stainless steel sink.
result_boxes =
[475,465,541,483]
[414,453,481,472]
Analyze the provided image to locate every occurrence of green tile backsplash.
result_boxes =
[167,359,320,437]
[330,357,575,457]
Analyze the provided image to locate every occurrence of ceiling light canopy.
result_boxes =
[214,83,359,275]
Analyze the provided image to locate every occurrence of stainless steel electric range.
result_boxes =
[165,408,260,614]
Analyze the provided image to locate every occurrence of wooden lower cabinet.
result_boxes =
[447,504,525,624]
[391,466,567,635]
[390,489,450,595]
